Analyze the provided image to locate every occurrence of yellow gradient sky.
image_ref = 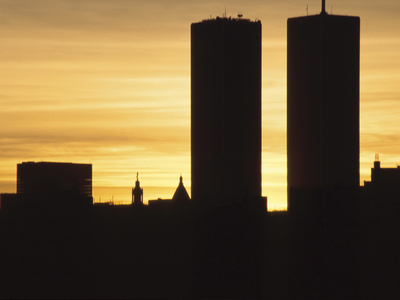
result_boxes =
[1,0,400,210]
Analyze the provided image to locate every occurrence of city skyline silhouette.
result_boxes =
[1,1,400,298]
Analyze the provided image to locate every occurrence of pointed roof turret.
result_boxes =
[135,172,140,186]
[132,172,143,205]
[172,175,190,203]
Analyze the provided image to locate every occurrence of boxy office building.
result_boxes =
[17,161,92,205]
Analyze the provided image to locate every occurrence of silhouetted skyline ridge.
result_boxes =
[1,3,400,299]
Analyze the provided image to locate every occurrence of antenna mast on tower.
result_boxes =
[321,0,327,14]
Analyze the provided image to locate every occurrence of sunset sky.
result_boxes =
[1,0,400,210]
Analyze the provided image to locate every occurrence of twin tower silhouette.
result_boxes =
[11,1,360,214]
[190,0,359,212]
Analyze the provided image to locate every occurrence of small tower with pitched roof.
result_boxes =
[132,172,143,206]
[172,175,190,203]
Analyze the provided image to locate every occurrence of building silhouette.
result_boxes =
[16,161,92,209]
[0,193,17,212]
[363,154,400,204]
[148,175,190,208]
[131,173,143,206]
[191,16,262,209]
[17,161,92,197]
[172,175,191,203]
[287,2,360,211]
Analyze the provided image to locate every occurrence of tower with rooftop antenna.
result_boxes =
[287,0,360,211]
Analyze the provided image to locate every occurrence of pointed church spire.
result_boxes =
[172,175,190,203]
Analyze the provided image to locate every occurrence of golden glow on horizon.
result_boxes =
[1,0,400,211]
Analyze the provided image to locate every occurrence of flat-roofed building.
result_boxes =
[17,161,92,207]
[191,16,262,210]
[287,4,360,211]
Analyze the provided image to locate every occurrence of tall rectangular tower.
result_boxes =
[287,6,360,210]
[191,17,262,209]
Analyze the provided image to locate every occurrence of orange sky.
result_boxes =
[1,0,400,210]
